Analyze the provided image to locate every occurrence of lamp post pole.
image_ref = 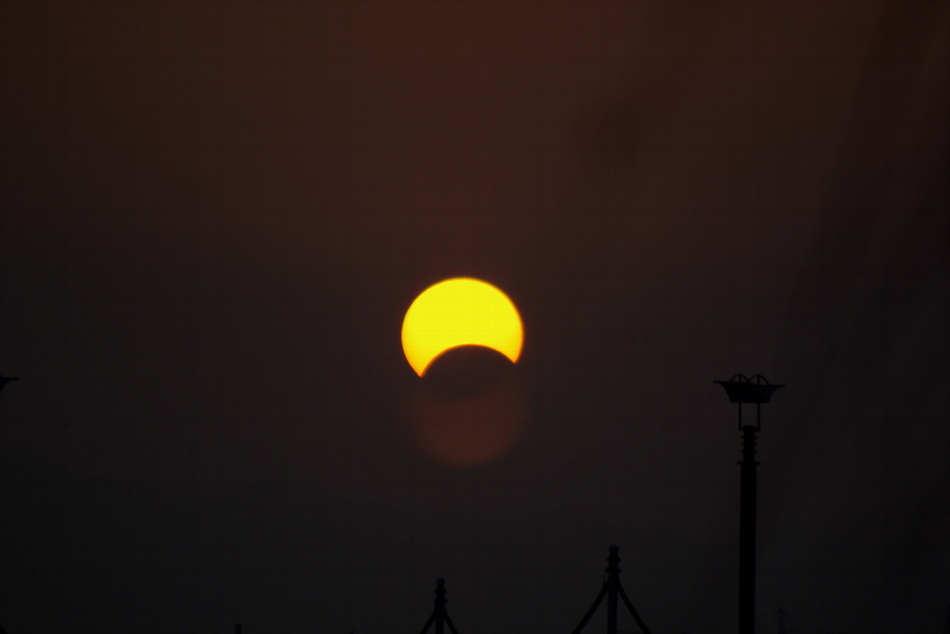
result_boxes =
[715,375,783,634]
[738,423,758,634]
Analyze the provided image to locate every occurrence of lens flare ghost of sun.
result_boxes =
[401,278,523,376]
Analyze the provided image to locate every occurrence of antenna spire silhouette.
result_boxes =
[775,607,787,634]
[419,578,459,634]
[570,546,652,634]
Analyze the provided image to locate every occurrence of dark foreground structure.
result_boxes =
[716,374,783,634]
[419,578,460,634]
[570,545,652,634]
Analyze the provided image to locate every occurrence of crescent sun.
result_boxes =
[401,278,524,377]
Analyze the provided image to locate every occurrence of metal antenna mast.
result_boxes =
[570,545,652,634]
[419,578,460,634]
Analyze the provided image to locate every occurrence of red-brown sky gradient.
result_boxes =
[1,1,948,632]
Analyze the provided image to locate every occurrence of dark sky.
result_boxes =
[1,1,948,632]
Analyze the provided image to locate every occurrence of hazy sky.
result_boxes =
[1,1,948,632]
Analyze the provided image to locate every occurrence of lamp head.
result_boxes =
[715,374,783,404]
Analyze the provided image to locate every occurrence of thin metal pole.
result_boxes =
[607,545,619,634]
[738,425,758,634]
[435,578,446,634]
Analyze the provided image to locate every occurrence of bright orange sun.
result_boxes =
[401,278,523,376]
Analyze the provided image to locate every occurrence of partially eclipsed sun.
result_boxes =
[401,278,523,376]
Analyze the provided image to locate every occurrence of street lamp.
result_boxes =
[715,374,783,634]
